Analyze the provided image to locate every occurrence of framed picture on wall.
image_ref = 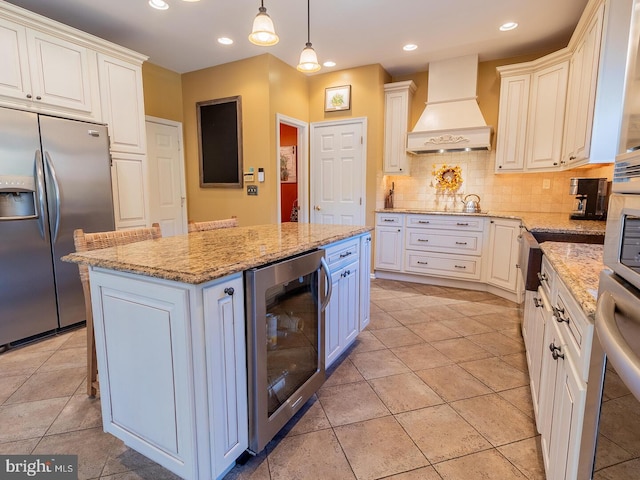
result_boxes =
[196,96,243,188]
[280,146,296,183]
[325,85,351,112]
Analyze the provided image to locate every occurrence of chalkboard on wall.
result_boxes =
[196,96,243,188]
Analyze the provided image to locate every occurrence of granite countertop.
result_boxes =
[375,208,606,236]
[539,242,605,319]
[63,223,372,284]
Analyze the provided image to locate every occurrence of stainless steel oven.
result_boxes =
[245,250,331,454]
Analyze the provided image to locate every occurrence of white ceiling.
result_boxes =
[5,0,589,75]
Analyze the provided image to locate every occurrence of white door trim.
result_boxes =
[310,117,367,224]
[145,115,188,234]
[276,114,309,223]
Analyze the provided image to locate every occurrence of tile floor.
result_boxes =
[0,279,637,479]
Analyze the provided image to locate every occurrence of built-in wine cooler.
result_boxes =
[245,249,331,453]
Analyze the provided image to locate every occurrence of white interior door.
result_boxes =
[310,118,366,225]
[145,117,187,236]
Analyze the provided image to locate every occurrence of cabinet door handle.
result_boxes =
[36,96,41,100]
[224,287,235,296]
[569,155,576,160]
[455,241,468,245]
[537,272,548,283]
[549,343,565,360]
[533,297,542,308]
[26,93,32,99]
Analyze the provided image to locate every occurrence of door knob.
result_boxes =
[314,205,321,211]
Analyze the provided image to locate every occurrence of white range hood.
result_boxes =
[407,54,493,154]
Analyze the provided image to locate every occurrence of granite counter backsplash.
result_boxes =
[539,242,605,319]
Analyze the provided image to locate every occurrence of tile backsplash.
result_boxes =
[378,151,614,214]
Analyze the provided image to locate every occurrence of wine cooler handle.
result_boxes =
[320,256,333,312]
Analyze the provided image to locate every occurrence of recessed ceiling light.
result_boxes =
[149,0,168,9]
[403,44,418,52]
[500,22,518,31]
[218,37,234,45]
[182,0,201,2]
[323,61,336,67]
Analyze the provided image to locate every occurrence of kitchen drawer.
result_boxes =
[539,255,555,299]
[405,251,481,280]
[406,214,485,231]
[323,237,360,270]
[552,277,594,382]
[405,228,483,255]
[376,213,403,226]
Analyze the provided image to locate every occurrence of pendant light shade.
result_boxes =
[297,0,320,73]
[249,1,279,46]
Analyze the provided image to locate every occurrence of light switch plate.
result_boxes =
[247,185,258,195]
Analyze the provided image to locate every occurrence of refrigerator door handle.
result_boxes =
[34,150,47,239]
[44,151,61,242]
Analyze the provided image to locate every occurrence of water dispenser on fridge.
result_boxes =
[0,175,37,219]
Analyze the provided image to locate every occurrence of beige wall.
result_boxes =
[142,62,184,122]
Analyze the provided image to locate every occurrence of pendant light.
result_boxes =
[297,0,321,73]
[249,0,279,46]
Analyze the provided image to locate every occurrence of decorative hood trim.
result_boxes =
[407,54,493,154]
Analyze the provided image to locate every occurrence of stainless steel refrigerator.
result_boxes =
[0,107,114,346]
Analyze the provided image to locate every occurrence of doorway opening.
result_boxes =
[276,114,308,223]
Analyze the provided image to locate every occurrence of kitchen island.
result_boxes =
[63,223,372,480]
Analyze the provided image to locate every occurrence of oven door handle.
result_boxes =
[595,291,640,402]
[320,257,333,312]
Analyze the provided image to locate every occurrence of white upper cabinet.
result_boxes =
[0,16,100,120]
[384,81,416,175]
[496,0,633,172]
[562,3,604,167]
[98,54,147,154]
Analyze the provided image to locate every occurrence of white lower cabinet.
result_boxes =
[486,218,521,294]
[322,236,363,368]
[203,275,248,479]
[526,256,591,480]
[359,233,372,330]
[111,152,149,229]
[89,268,247,480]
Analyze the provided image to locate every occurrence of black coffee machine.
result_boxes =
[569,177,609,220]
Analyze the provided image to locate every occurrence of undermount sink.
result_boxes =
[596,273,640,402]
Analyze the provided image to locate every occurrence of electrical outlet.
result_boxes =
[247,185,258,196]
[542,179,551,190]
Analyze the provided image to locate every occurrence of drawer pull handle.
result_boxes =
[417,261,428,265]
[418,221,430,224]
[383,219,395,222]
[456,222,469,226]
[454,265,466,269]
[455,241,468,245]
[339,252,353,258]
[418,239,429,242]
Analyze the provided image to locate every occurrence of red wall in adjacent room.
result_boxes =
[280,124,298,222]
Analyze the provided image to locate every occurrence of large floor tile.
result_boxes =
[317,381,389,427]
[0,374,29,405]
[267,429,355,480]
[430,337,492,363]
[335,416,429,480]
[47,393,103,435]
[440,317,495,336]
[367,311,403,330]
[38,347,86,372]
[277,395,331,438]
[408,322,460,343]
[594,434,635,471]
[4,367,85,404]
[396,404,491,463]
[451,394,537,447]
[434,449,527,480]
[324,358,365,388]
[0,349,54,377]
[34,426,117,480]
[459,357,529,392]
[0,397,68,443]
[598,395,640,456]
[383,466,442,480]
[499,385,535,419]
[467,331,524,356]
[391,343,453,371]
[349,349,410,380]
[101,439,160,477]
[498,436,547,480]
[0,438,39,454]
[415,364,491,402]
[369,372,443,414]
[594,458,640,480]
[346,331,386,355]
[370,326,424,348]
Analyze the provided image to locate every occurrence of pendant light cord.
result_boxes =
[307,0,311,45]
